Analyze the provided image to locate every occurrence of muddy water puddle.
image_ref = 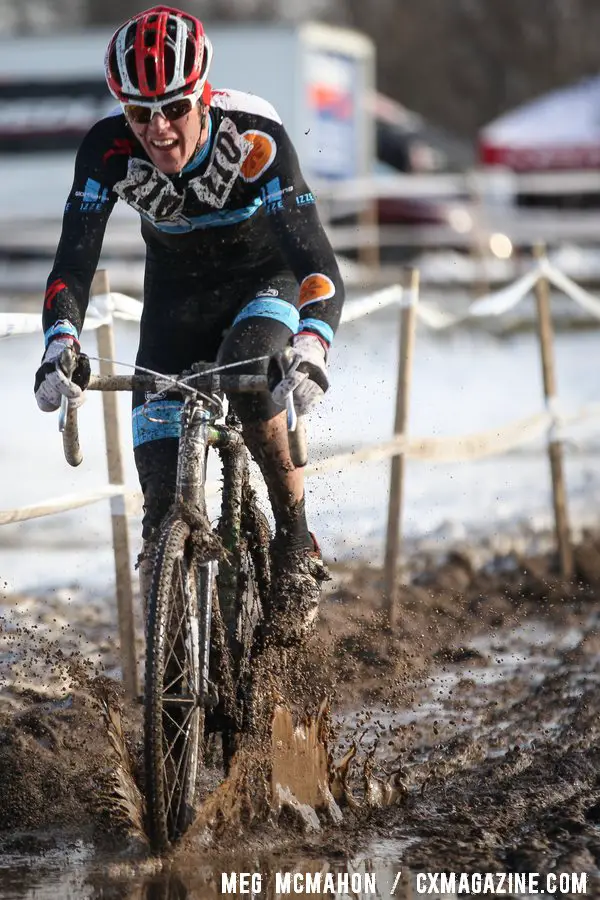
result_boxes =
[0,839,420,900]
[2,611,600,897]
[334,618,593,760]
[4,839,577,900]
[0,831,591,899]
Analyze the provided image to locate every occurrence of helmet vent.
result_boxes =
[183,41,195,78]
[144,58,157,93]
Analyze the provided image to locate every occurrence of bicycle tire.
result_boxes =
[218,479,271,769]
[144,516,210,852]
[236,479,271,663]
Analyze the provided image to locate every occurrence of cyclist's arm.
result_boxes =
[42,120,122,345]
[257,123,345,349]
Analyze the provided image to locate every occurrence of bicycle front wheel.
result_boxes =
[144,517,211,853]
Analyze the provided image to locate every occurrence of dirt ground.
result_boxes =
[1,533,600,894]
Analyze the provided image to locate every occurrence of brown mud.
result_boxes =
[2,534,600,894]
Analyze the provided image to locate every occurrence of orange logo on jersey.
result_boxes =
[240,131,277,182]
[299,274,336,309]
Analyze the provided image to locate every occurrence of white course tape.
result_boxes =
[0,313,42,339]
[341,285,403,323]
[305,411,554,473]
[86,292,143,323]
[545,396,565,444]
[4,259,600,344]
[109,292,144,321]
[415,302,460,330]
[0,479,221,526]
[415,266,542,332]
[468,266,541,318]
[0,308,112,339]
[3,403,600,526]
[544,262,600,322]
[0,485,127,525]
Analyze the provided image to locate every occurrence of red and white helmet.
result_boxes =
[105,5,212,103]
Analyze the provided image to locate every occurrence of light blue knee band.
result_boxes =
[298,318,334,345]
[132,400,182,448]
[232,298,300,333]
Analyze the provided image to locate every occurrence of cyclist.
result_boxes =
[34,5,344,639]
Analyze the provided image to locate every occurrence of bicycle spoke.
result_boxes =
[163,709,198,827]
[171,720,196,827]
[162,671,186,695]
[163,562,190,688]
[166,717,195,811]
[163,705,195,749]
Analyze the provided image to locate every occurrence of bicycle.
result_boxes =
[58,348,306,853]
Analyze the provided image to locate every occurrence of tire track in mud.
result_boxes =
[1,536,600,892]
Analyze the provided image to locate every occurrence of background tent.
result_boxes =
[479,76,600,171]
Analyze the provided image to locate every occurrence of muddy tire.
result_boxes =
[236,480,271,663]
[144,517,208,853]
[216,481,271,770]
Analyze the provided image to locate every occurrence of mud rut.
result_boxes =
[2,536,600,893]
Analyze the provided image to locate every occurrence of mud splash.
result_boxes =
[2,535,600,896]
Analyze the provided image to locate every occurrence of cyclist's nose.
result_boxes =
[148,111,171,131]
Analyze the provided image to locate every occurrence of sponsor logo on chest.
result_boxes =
[113,117,278,226]
[186,118,251,208]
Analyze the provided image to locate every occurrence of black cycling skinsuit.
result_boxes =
[41,88,345,539]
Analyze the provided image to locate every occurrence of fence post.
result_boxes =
[533,243,573,579]
[357,195,380,271]
[91,269,139,698]
[383,268,419,626]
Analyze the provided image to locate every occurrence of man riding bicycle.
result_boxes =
[34,5,344,638]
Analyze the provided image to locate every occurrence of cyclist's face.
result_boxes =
[127,102,203,174]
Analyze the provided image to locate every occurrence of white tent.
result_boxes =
[479,76,600,170]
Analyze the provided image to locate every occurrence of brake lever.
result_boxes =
[273,347,307,467]
[58,347,83,467]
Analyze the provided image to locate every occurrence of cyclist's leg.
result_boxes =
[217,275,314,554]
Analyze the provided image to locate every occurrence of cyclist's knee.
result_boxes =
[219,311,294,423]
[219,297,296,368]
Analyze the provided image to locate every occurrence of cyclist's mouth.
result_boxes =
[150,138,178,151]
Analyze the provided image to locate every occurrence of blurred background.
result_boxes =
[4,0,600,286]
[1,0,600,595]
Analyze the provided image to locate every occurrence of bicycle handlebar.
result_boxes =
[86,372,269,392]
[59,367,308,469]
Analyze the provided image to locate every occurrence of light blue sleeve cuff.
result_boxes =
[44,319,80,347]
[297,317,334,345]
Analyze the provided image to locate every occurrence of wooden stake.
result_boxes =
[383,269,419,626]
[357,198,380,270]
[91,269,139,697]
[533,243,573,579]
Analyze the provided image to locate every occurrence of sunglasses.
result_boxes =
[123,95,198,125]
